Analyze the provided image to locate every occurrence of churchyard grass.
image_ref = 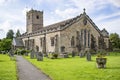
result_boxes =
[0,54,17,80]
[25,52,120,80]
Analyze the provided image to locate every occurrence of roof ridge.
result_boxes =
[85,14,102,35]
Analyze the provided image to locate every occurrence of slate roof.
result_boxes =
[101,28,109,37]
[20,10,103,38]
[12,38,24,47]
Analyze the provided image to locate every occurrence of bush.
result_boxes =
[21,49,26,55]
[51,53,58,59]
[14,49,29,55]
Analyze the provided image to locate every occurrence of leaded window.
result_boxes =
[51,37,54,46]
[71,36,75,47]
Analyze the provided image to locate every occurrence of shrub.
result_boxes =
[51,53,58,59]
[14,48,29,55]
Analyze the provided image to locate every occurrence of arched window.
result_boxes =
[71,36,75,47]
[51,37,54,46]
[36,46,39,52]
[61,46,65,52]
[84,29,86,47]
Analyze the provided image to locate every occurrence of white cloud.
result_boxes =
[0,0,120,39]
[70,0,104,13]
[55,8,79,19]
[109,0,120,7]
[22,7,31,16]
[0,0,16,6]
[0,20,25,39]
[97,18,120,35]
[95,11,120,22]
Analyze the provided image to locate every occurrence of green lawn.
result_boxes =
[0,54,17,80]
[25,53,120,80]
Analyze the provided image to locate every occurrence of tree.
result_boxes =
[0,38,12,51]
[6,29,14,39]
[16,29,21,37]
[109,33,120,49]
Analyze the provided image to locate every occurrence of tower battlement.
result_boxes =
[26,9,43,33]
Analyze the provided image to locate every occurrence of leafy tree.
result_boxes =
[6,29,14,39]
[16,29,21,37]
[0,38,12,51]
[109,33,120,49]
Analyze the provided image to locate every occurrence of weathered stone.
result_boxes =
[96,58,107,68]
[86,53,91,61]
[72,51,75,57]
[37,52,43,61]
[79,50,84,58]
[60,52,69,58]
[21,9,109,54]
[9,50,15,60]
[25,53,28,56]
[30,50,35,59]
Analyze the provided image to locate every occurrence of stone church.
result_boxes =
[17,9,109,54]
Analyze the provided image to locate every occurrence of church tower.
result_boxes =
[26,9,43,33]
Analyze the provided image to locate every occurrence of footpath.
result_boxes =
[16,56,51,80]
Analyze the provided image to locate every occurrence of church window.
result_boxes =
[88,31,90,47]
[84,29,86,47]
[51,37,54,46]
[71,36,75,47]
[36,15,39,19]
[32,39,34,47]
[81,29,83,43]
[40,38,42,47]
[36,46,39,52]
[25,40,28,49]
[61,46,65,52]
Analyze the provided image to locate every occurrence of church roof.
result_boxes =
[101,28,109,37]
[20,9,103,38]
[12,38,24,47]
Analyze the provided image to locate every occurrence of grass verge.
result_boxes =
[0,54,17,80]
[25,54,120,80]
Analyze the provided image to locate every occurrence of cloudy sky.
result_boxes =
[0,0,120,39]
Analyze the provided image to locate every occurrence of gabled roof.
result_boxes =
[20,9,104,38]
[12,38,24,47]
[101,28,109,37]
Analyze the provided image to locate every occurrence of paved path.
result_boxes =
[16,56,51,80]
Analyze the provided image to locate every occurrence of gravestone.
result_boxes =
[9,50,15,60]
[72,51,75,57]
[79,50,84,58]
[37,52,43,61]
[30,50,35,59]
[60,52,68,58]
[25,52,28,56]
[86,53,91,61]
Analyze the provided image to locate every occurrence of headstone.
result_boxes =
[30,50,35,59]
[86,53,91,61]
[72,51,75,57]
[79,50,84,58]
[60,52,68,58]
[25,52,28,56]
[9,50,15,60]
[37,52,43,61]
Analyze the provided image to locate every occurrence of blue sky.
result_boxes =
[0,0,120,39]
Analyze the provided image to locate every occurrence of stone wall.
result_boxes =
[60,17,101,53]
[22,31,60,53]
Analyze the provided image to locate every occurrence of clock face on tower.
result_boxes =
[83,18,87,25]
